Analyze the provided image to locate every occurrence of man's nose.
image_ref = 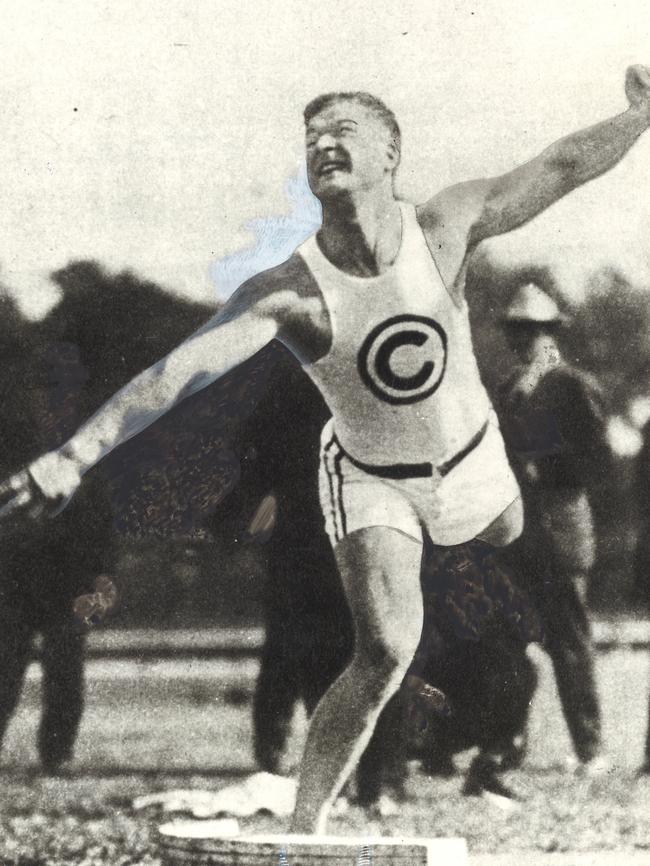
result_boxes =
[315,131,337,150]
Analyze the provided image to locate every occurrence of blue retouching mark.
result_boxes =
[211,163,322,302]
[276,843,373,865]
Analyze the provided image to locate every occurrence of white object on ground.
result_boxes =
[158,818,240,838]
[480,790,521,814]
[133,772,297,817]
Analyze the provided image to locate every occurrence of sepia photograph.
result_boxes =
[1,2,650,864]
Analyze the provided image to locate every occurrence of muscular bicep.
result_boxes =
[467,147,571,246]
[426,98,650,256]
[422,153,567,256]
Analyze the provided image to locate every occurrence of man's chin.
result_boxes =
[313,179,353,203]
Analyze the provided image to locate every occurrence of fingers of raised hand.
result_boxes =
[0,472,33,520]
[625,65,650,107]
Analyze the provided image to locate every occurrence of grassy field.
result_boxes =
[2,648,650,864]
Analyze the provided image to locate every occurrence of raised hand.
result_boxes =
[0,470,46,523]
[625,65,650,116]
[0,451,81,525]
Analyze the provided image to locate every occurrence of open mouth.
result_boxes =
[318,160,349,177]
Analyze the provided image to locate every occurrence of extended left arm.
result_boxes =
[468,65,650,246]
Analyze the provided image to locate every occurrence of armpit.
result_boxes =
[415,202,472,306]
[267,254,332,365]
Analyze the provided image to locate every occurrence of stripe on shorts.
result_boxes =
[323,434,342,542]
[333,445,348,538]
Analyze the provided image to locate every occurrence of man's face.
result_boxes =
[305,100,398,201]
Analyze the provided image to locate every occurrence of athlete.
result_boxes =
[1,66,649,834]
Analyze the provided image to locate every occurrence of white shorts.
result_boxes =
[319,412,521,547]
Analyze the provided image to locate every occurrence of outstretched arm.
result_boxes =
[421,65,650,270]
[0,277,288,518]
[471,65,650,245]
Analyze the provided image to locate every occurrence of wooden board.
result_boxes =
[158,825,468,866]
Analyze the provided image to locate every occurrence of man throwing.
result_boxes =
[1,66,650,834]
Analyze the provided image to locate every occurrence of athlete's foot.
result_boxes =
[331,795,351,817]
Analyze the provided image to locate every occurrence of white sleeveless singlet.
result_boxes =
[298,201,493,467]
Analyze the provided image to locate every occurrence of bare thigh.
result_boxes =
[333,525,425,663]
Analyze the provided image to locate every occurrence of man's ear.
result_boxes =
[386,138,401,173]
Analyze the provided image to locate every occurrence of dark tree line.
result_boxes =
[0,261,286,629]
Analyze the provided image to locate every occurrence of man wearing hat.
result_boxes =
[497,283,613,773]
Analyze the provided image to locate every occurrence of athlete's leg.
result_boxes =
[355,690,408,806]
[290,525,424,834]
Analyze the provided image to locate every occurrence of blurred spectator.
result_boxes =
[633,414,650,608]
[632,411,650,773]
[0,293,114,772]
[496,283,615,774]
[412,537,539,797]
[0,264,219,771]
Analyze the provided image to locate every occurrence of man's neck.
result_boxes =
[318,188,402,277]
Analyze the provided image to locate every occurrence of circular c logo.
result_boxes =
[357,315,447,404]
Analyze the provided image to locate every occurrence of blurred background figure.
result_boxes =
[496,283,615,774]
[632,403,650,773]
[0,264,220,773]
[0,292,115,773]
[413,537,540,798]
[632,396,650,608]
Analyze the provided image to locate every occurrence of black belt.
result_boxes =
[334,420,490,480]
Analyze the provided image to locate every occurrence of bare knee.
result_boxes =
[354,628,421,694]
[333,525,424,695]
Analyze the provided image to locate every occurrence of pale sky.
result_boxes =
[1,0,649,318]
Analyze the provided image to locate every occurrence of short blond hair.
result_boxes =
[303,92,401,154]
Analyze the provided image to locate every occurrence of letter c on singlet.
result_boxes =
[357,315,448,404]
